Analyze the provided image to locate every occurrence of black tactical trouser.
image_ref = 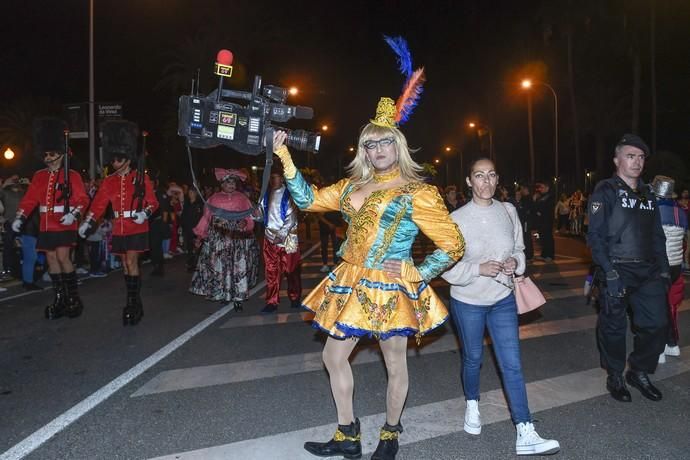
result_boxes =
[596,261,668,375]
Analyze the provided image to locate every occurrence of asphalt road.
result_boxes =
[1,233,689,460]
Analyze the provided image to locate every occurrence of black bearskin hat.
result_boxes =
[101,120,139,162]
[32,117,67,157]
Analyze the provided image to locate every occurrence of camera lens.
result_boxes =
[285,129,321,154]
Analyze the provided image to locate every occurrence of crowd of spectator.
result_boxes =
[0,172,244,290]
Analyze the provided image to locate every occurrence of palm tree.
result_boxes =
[0,95,60,155]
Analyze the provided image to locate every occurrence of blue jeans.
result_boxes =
[20,235,38,284]
[450,293,531,424]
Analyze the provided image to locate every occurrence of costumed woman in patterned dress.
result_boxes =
[272,36,465,460]
[189,168,259,311]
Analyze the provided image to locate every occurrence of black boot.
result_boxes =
[304,418,362,459]
[123,275,144,326]
[371,422,403,460]
[45,273,66,319]
[234,301,243,312]
[63,271,84,318]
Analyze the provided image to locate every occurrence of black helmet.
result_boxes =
[101,120,139,163]
[32,117,67,158]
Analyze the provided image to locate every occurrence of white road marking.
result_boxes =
[147,347,690,460]
[0,305,233,460]
[0,243,320,460]
[136,300,690,397]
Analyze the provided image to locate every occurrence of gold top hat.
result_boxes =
[370,97,398,128]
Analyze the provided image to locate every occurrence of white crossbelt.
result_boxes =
[113,210,135,218]
[39,205,72,213]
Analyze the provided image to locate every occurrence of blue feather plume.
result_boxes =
[383,35,413,79]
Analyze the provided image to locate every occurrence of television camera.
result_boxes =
[177,51,321,155]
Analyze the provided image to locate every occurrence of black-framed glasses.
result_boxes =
[363,138,395,151]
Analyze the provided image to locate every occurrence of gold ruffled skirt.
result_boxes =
[303,261,449,341]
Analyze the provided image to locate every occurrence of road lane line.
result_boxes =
[146,346,690,460]
[0,243,321,460]
[134,302,690,397]
[0,305,233,460]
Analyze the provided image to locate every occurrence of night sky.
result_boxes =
[2,0,689,190]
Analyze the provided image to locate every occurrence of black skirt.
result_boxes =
[111,232,149,255]
[37,230,77,251]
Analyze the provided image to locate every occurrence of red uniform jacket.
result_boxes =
[18,168,89,232]
[87,169,159,236]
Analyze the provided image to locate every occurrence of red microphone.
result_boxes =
[214,49,234,77]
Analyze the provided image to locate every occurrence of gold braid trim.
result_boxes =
[333,429,361,442]
[274,145,297,179]
[380,429,400,441]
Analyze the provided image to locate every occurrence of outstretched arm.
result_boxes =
[272,131,347,213]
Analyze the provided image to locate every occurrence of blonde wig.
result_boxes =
[346,123,424,186]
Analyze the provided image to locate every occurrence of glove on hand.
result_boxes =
[59,212,77,226]
[132,211,149,225]
[78,219,95,239]
[605,270,625,298]
[11,216,25,233]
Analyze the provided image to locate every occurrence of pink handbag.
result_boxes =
[513,275,546,314]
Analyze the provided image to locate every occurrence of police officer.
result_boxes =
[587,134,670,402]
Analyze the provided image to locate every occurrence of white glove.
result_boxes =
[132,211,148,225]
[59,212,77,226]
[78,220,93,239]
[12,218,24,233]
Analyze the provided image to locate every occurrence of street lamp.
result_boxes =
[321,124,329,131]
[521,79,558,190]
[467,122,494,161]
[4,148,15,160]
[288,86,299,96]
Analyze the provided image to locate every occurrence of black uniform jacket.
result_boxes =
[587,175,669,274]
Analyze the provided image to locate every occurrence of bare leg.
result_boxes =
[123,251,139,275]
[322,336,359,425]
[45,250,60,274]
[55,246,74,273]
[379,336,409,425]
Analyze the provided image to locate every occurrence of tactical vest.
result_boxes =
[606,180,658,260]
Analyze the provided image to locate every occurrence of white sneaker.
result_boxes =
[319,265,331,273]
[658,352,666,364]
[42,272,52,282]
[464,400,481,435]
[75,267,89,275]
[665,345,681,357]
[163,253,173,260]
[515,422,560,456]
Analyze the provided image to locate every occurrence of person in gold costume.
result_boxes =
[271,93,465,459]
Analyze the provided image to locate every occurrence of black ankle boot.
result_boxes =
[63,271,84,318]
[123,275,143,326]
[45,273,66,319]
[304,418,362,459]
[234,301,243,312]
[371,422,403,460]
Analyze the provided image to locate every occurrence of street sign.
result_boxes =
[97,103,123,120]
[63,103,88,138]
[63,102,124,138]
